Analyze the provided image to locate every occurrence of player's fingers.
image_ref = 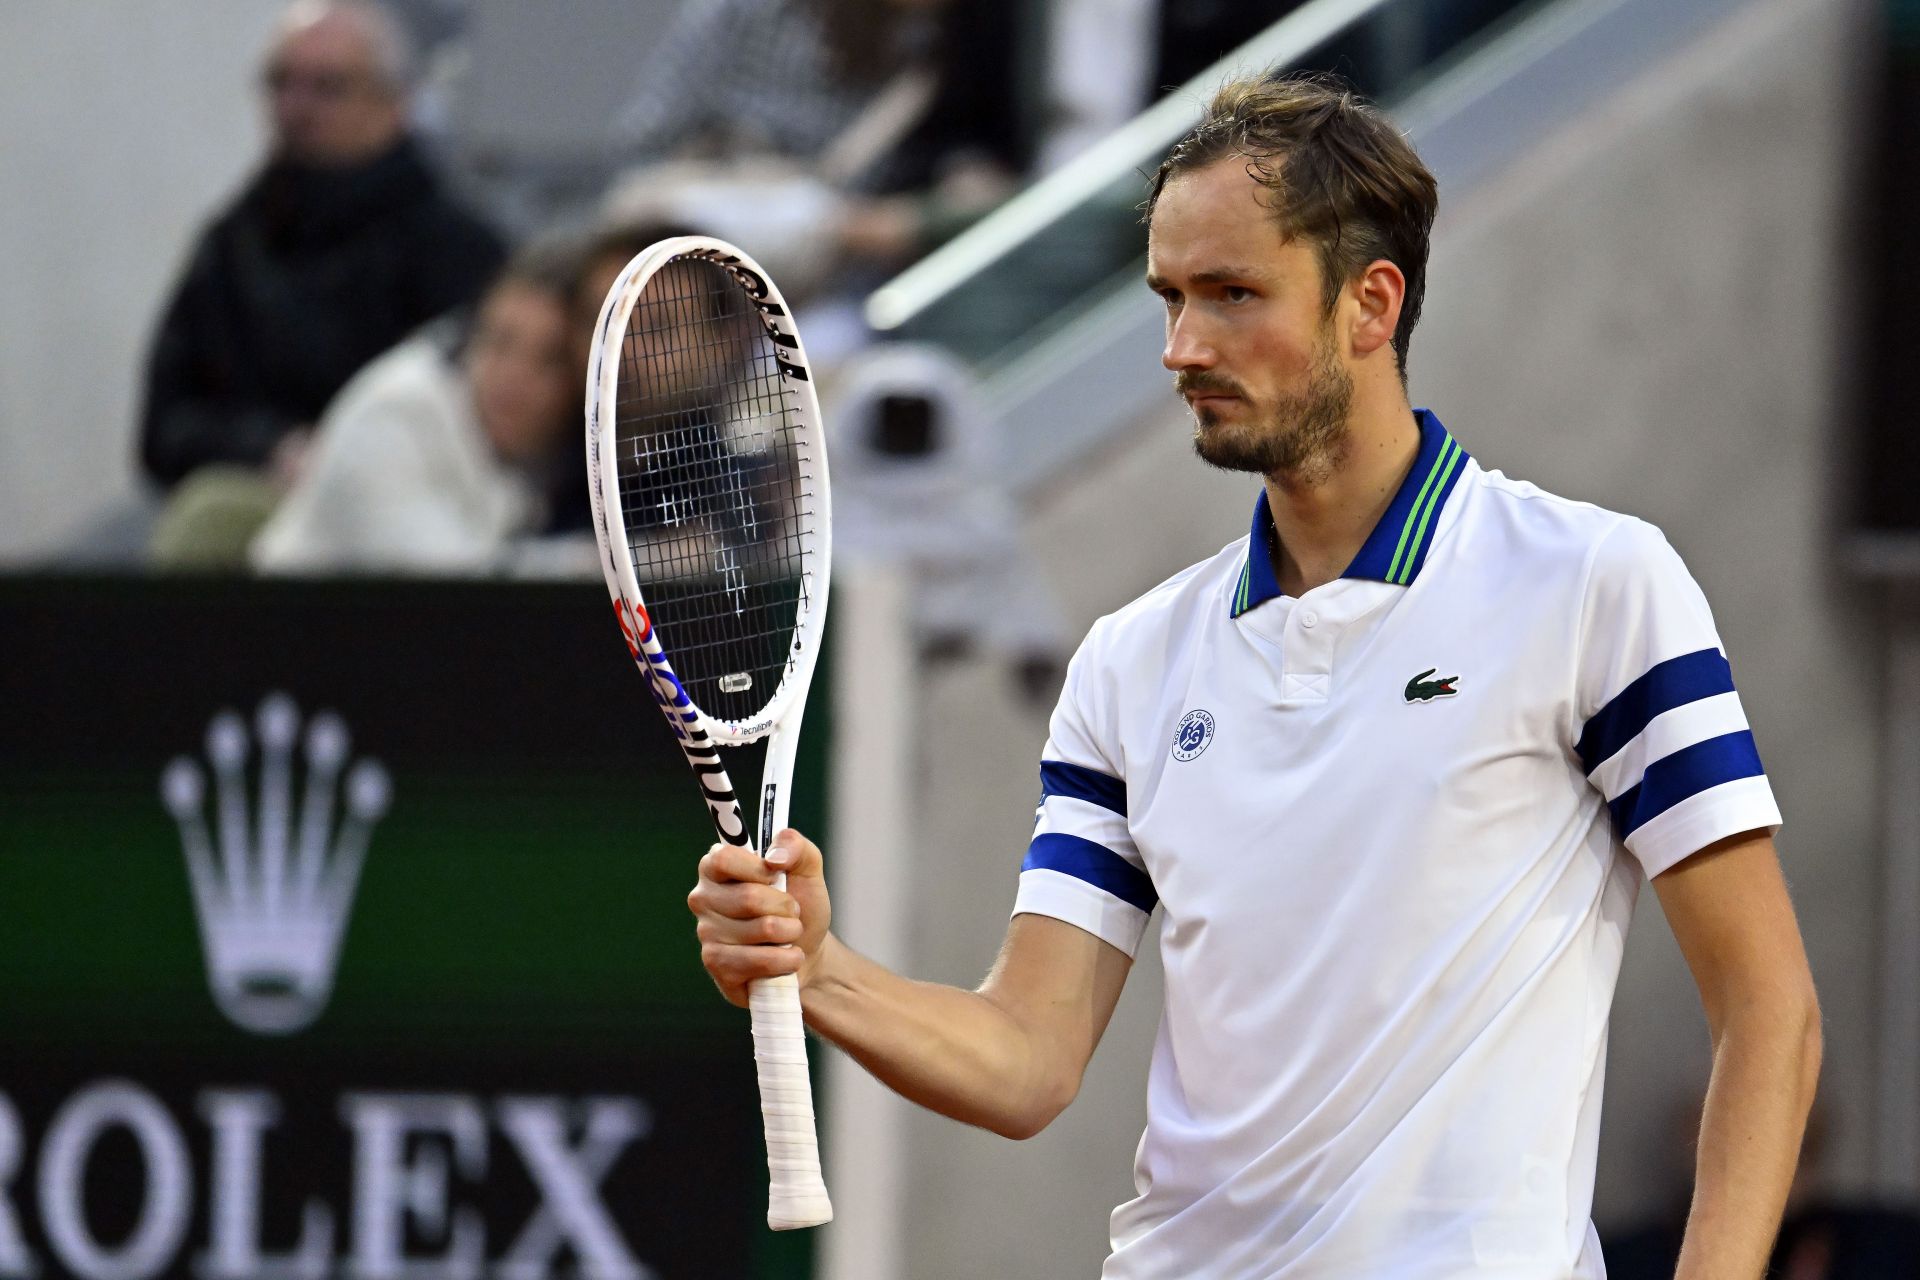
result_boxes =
[696,912,804,946]
[699,842,778,886]
[702,941,804,1000]
[689,876,795,920]
[765,828,823,879]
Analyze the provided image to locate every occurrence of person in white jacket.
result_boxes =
[251,243,580,575]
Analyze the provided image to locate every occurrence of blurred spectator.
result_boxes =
[250,240,579,575]
[567,220,700,371]
[1154,1,1307,89]
[1038,2,1333,174]
[607,0,1029,274]
[141,0,503,561]
[1037,0,1158,174]
[536,218,701,544]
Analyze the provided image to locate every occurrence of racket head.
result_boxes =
[587,236,831,747]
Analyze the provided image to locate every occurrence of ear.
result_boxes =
[1345,259,1405,361]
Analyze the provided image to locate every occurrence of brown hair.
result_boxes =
[493,235,587,300]
[1145,71,1439,377]
[569,219,700,314]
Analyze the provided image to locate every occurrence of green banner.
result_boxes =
[0,577,827,1280]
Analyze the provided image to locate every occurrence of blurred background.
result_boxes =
[2,0,1918,1275]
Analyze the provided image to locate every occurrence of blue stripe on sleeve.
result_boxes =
[1039,760,1127,817]
[1607,730,1765,839]
[1022,832,1157,913]
[1577,648,1736,775]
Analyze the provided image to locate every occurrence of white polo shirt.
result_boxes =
[1014,409,1781,1279]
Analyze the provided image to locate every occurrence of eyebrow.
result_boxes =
[1144,265,1273,291]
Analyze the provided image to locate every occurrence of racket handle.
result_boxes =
[748,971,833,1229]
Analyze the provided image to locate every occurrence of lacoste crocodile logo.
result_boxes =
[1404,669,1460,703]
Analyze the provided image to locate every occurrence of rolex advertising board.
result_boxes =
[0,578,824,1280]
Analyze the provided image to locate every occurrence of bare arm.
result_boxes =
[689,829,1132,1140]
[1656,830,1822,1280]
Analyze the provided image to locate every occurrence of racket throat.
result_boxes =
[758,781,780,851]
[682,745,749,844]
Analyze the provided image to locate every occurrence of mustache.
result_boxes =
[1174,372,1246,399]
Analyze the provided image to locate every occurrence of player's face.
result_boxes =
[1148,159,1354,477]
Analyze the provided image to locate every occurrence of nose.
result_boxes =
[1162,307,1215,373]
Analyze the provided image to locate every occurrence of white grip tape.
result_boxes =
[748,971,833,1229]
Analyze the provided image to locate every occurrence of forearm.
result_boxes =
[800,934,1071,1139]
[1674,1000,1822,1279]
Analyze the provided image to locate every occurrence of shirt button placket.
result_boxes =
[1281,603,1333,703]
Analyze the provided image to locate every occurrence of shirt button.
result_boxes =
[1300,610,1319,628]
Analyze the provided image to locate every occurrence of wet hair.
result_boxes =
[1146,71,1439,377]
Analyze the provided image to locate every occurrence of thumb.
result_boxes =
[765,828,823,879]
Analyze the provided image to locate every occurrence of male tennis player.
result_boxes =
[688,72,1820,1277]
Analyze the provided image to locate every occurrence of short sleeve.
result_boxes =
[1574,518,1782,878]
[1012,628,1156,955]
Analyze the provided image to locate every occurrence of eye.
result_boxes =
[1222,285,1255,304]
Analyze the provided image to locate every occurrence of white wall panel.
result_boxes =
[0,2,280,561]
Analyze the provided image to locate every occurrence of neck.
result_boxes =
[1263,385,1419,596]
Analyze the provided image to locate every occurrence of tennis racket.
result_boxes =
[585,236,832,1230]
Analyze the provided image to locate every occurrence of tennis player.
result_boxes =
[688,72,1820,1277]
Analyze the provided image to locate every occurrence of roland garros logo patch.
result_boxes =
[1171,709,1215,761]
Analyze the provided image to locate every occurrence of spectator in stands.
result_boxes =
[564,221,704,375]
[532,219,702,541]
[142,0,503,564]
[250,240,579,576]
[607,0,1028,273]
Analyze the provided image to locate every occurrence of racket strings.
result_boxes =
[614,258,815,724]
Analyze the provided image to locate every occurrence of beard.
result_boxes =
[1181,328,1354,482]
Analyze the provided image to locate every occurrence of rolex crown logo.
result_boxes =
[160,692,391,1036]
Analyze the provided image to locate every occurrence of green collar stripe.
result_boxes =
[1393,438,1465,585]
[1384,434,1457,583]
[1235,559,1251,614]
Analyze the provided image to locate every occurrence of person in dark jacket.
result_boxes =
[139,0,503,495]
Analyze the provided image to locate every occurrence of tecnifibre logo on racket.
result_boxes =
[161,693,390,1036]
[680,247,810,383]
[1172,709,1216,761]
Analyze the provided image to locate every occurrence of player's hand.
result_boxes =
[688,828,833,1008]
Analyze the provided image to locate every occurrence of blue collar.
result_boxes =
[1229,408,1470,617]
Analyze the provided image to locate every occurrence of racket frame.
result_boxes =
[588,235,832,753]
[585,235,834,1230]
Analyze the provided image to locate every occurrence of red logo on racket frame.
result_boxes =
[613,599,653,656]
